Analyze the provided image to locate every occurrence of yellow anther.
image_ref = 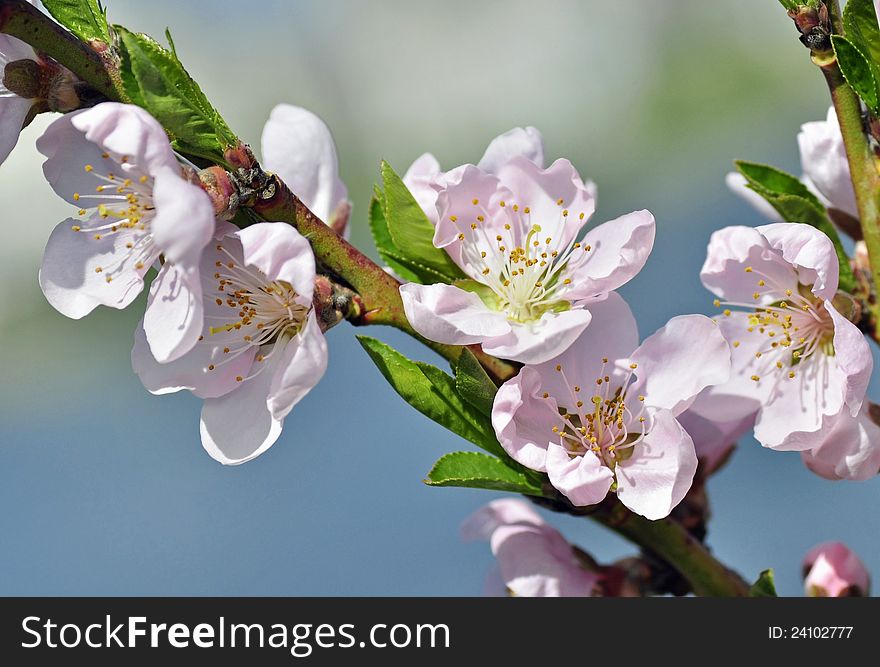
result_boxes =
[472,198,479,205]
[71,225,81,232]
[84,165,93,172]
[750,375,760,382]
[789,371,796,379]
[744,266,753,273]
[713,299,721,307]
[523,207,530,214]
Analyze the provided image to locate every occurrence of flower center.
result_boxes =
[70,154,157,283]
[715,265,835,383]
[544,359,650,470]
[450,198,592,323]
[203,243,309,382]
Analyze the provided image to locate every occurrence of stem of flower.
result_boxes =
[820,1,880,314]
[591,503,750,597]
[536,494,751,597]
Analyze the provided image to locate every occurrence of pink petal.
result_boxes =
[758,222,839,300]
[801,405,880,481]
[482,308,592,365]
[0,96,33,166]
[798,107,858,219]
[688,313,772,423]
[267,312,329,420]
[131,319,255,399]
[826,300,872,416]
[701,225,799,304]
[433,165,513,253]
[402,152,442,223]
[461,498,544,542]
[492,367,561,472]
[493,157,595,251]
[38,103,178,205]
[753,358,847,451]
[546,443,614,507]
[616,409,697,520]
[562,210,656,300]
[142,263,204,363]
[199,351,285,465]
[234,223,316,301]
[491,523,599,597]
[260,104,348,224]
[400,282,510,345]
[531,292,638,402]
[477,126,545,173]
[39,217,148,318]
[150,168,215,266]
[629,314,731,415]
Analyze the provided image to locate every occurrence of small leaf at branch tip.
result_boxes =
[748,569,778,597]
[42,0,111,44]
[115,25,237,162]
[425,451,545,495]
[831,35,880,114]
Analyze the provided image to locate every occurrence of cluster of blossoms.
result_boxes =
[3,2,878,599]
[399,126,879,522]
[9,96,347,464]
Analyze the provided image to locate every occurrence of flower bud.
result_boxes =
[786,3,831,53]
[197,165,239,219]
[224,141,256,170]
[2,58,42,99]
[803,542,870,597]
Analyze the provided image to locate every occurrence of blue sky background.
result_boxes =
[1,0,877,596]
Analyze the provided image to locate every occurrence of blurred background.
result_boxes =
[2,0,876,596]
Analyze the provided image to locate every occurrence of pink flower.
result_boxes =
[461,498,599,597]
[399,128,654,364]
[132,222,328,465]
[261,104,349,234]
[803,542,870,597]
[0,0,40,164]
[726,107,856,220]
[37,102,216,362]
[492,293,730,519]
[801,403,880,481]
[699,223,872,452]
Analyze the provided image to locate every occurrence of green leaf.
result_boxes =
[357,336,505,457]
[41,0,110,43]
[369,192,436,283]
[735,161,856,293]
[749,569,778,597]
[454,348,498,416]
[843,0,880,75]
[425,451,544,495]
[831,35,879,114]
[734,161,822,209]
[380,161,467,283]
[115,26,237,162]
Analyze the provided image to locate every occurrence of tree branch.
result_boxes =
[819,2,880,314]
